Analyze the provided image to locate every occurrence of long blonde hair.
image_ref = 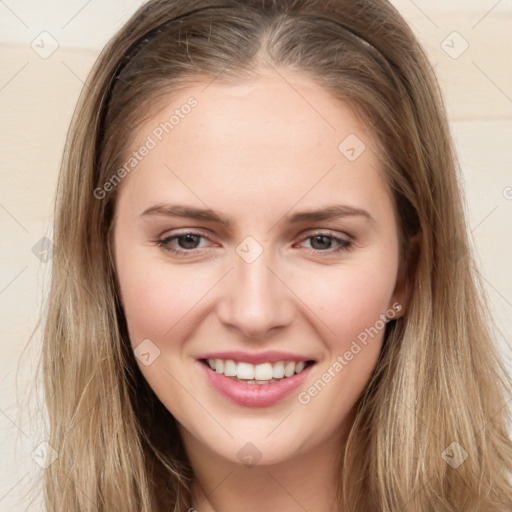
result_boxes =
[40,0,512,510]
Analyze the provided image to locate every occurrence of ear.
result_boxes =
[388,231,421,320]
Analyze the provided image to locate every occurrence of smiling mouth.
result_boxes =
[200,358,316,385]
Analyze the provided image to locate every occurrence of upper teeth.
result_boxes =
[207,359,307,380]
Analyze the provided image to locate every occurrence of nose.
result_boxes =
[216,248,295,339]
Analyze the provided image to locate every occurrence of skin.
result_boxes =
[112,68,410,512]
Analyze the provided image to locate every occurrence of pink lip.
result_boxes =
[197,350,314,365]
[197,359,314,408]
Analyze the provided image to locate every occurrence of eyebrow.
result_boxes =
[140,203,375,228]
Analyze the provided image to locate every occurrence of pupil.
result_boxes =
[179,234,200,249]
[311,235,331,250]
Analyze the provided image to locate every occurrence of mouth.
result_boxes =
[198,356,316,407]
[199,358,316,385]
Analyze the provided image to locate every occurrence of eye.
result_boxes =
[156,230,353,257]
[157,232,212,255]
[298,232,352,253]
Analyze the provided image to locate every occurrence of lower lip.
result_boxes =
[198,361,314,408]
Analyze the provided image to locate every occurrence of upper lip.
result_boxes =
[197,350,315,365]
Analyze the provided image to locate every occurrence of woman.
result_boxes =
[41,0,512,510]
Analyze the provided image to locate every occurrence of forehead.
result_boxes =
[132,70,375,156]
[115,69,393,225]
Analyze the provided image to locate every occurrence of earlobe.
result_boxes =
[389,231,421,319]
[386,301,403,321]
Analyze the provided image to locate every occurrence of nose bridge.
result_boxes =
[217,242,294,337]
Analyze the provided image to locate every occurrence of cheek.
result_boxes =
[291,267,395,425]
[118,260,207,343]
[290,261,397,347]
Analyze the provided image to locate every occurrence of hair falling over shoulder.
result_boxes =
[39,0,512,510]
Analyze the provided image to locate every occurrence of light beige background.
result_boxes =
[1,1,511,510]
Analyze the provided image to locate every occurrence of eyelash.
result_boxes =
[156,231,353,256]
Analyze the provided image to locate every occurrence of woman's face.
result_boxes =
[113,69,407,467]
